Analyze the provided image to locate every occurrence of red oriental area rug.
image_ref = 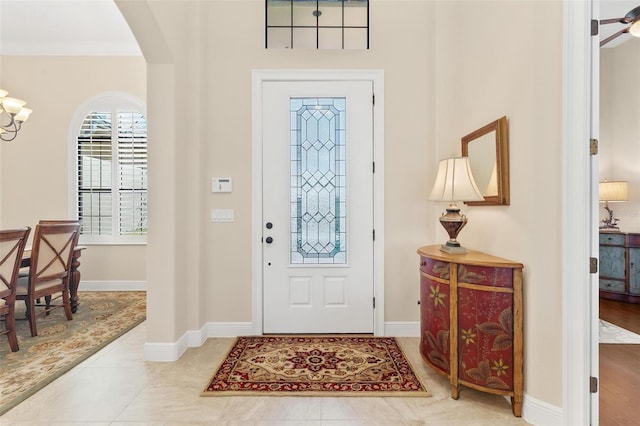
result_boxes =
[202,335,430,396]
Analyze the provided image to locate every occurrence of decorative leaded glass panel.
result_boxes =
[290,97,346,264]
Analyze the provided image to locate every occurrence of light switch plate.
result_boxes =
[211,209,234,222]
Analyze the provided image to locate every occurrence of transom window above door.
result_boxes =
[266,0,369,49]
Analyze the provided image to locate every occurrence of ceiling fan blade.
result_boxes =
[600,27,630,47]
[624,5,640,22]
[600,17,626,25]
[600,6,640,25]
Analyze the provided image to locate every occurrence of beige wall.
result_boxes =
[601,40,640,232]
[0,56,147,281]
[434,0,563,405]
[200,1,436,324]
[0,0,566,411]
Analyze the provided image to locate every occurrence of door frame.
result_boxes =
[251,69,385,335]
[589,1,600,423]
[562,1,597,425]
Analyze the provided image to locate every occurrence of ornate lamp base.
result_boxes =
[440,243,469,253]
[438,203,470,254]
[600,204,621,232]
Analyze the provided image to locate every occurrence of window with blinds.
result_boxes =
[117,112,147,236]
[77,109,147,242]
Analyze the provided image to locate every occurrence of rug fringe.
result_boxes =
[200,390,430,397]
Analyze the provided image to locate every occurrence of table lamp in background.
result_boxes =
[429,157,484,253]
[599,180,628,231]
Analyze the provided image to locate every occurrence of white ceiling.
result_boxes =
[0,0,140,56]
[0,0,638,55]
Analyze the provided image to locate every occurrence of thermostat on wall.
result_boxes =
[212,177,232,193]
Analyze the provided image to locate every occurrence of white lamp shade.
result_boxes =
[14,107,32,123]
[599,181,628,202]
[630,20,640,37]
[429,157,484,202]
[1,97,26,114]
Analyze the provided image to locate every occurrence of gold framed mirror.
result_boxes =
[462,116,509,206]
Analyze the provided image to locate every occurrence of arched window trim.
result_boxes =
[68,92,147,245]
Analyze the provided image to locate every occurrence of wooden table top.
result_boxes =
[417,245,523,268]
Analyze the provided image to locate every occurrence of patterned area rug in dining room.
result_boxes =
[202,335,430,397]
[0,291,146,416]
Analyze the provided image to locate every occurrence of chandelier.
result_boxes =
[0,89,32,141]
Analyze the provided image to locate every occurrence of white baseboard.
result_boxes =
[186,324,208,348]
[79,280,147,291]
[207,322,255,338]
[383,321,420,337]
[522,393,563,425]
[144,321,418,362]
[143,322,257,362]
[143,335,188,362]
[185,322,255,348]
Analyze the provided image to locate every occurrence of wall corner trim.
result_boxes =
[143,322,255,362]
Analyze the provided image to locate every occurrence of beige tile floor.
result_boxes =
[1,323,530,425]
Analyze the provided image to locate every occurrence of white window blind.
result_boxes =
[76,109,147,241]
[117,112,147,236]
[78,112,113,236]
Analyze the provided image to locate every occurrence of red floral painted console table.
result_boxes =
[417,245,524,417]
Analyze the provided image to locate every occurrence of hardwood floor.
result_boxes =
[599,298,640,426]
[600,298,640,334]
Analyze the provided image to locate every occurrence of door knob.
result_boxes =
[265,236,274,244]
[266,222,273,229]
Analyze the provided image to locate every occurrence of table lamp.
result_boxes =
[599,180,628,231]
[429,157,484,253]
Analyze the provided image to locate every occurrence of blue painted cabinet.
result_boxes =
[599,232,640,303]
[628,244,640,296]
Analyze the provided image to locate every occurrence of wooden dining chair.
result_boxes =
[17,220,80,280]
[0,227,31,351]
[16,222,80,337]
[36,220,81,301]
[39,219,81,225]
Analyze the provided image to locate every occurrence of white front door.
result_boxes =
[262,80,374,334]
